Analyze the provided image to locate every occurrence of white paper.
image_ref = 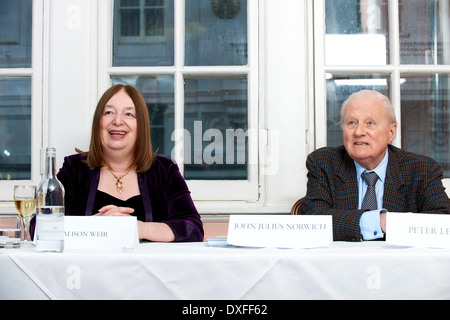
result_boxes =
[386,212,450,248]
[64,216,139,251]
[227,215,332,249]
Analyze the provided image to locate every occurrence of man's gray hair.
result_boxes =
[340,90,397,128]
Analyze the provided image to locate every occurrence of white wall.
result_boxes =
[261,0,310,209]
[46,0,96,168]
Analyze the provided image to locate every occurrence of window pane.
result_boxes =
[122,0,140,6]
[146,0,163,6]
[0,78,31,180]
[120,9,140,36]
[145,8,164,36]
[113,0,174,66]
[326,74,390,146]
[401,74,450,177]
[325,0,389,65]
[399,0,450,65]
[0,0,32,68]
[111,75,175,158]
[184,77,248,180]
[185,0,247,66]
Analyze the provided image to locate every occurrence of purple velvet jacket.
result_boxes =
[32,154,204,242]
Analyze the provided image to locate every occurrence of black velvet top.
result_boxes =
[92,190,145,222]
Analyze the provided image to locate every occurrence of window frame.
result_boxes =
[313,0,450,193]
[98,0,260,204]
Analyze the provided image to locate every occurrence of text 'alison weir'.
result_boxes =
[65,231,108,237]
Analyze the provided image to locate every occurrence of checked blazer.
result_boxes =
[300,145,450,241]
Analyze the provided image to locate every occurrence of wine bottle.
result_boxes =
[36,148,65,252]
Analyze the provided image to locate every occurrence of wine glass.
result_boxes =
[14,185,37,245]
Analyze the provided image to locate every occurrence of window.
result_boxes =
[114,0,173,65]
[117,0,166,41]
[0,0,41,201]
[99,0,259,202]
[0,78,32,181]
[314,0,450,181]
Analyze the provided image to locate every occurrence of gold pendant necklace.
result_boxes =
[104,164,134,194]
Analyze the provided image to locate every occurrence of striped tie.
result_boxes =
[361,171,379,210]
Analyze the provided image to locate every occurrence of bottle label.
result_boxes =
[36,206,64,241]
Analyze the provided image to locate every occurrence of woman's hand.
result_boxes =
[95,205,134,216]
[95,205,175,242]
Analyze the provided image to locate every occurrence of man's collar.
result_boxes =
[354,148,389,183]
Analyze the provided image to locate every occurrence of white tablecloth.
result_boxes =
[1,241,450,300]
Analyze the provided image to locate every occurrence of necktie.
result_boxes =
[361,171,379,210]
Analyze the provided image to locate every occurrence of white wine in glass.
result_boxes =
[14,185,37,244]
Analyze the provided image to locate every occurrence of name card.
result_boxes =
[386,212,450,248]
[64,216,139,251]
[227,215,332,249]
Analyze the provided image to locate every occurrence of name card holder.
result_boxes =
[386,212,450,248]
[227,215,333,249]
[64,216,139,251]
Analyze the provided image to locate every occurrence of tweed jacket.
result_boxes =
[300,145,450,241]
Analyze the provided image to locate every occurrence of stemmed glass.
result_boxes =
[13,185,37,245]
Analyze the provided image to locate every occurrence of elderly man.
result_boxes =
[299,90,450,241]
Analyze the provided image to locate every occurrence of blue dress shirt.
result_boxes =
[355,148,389,240]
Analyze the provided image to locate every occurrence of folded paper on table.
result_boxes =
[64,216,139,251]
[227,215,332,249]
[206,236,231,247]
[386,212,450,248]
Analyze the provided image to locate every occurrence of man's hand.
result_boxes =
[380,212,386,232]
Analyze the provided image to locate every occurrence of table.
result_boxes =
[1,241,450,300]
